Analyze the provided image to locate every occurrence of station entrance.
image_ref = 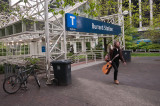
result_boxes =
[0,0,125,83]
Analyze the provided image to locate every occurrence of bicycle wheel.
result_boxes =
[34,73,40,88]
[3,75,21,94]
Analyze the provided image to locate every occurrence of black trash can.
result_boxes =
[122,50,131,62]
[51,60,71,86]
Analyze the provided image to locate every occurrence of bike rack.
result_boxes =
[4,63,14,78]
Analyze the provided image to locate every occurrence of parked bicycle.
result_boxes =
[3,64,40,94]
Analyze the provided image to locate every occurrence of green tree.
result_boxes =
[142,13,160,41]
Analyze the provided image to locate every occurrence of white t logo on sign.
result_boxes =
[70,16,75,25]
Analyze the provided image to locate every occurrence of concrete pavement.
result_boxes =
[0,57,160,106]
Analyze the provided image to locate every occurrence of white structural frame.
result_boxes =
[100,0,126,49]
[0,0,126,83]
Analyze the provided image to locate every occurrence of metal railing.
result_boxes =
[136,49,146,52]
[2,55,46,77]
[149,49,160,52]
[67,50,104,64]
[127,49,160,53]
[4,63,26,79]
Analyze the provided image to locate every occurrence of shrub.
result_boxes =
[24,58,40,65]
[67,53,73,56]
[126,42,160,52]
[147,44,160,49]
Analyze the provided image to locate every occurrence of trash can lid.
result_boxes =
[51,60,71,64]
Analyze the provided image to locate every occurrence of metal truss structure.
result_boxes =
[100,0,126,49]
[0,0,124,83]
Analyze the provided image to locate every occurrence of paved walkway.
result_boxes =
[0,57,160,106]
[71,60,104,71]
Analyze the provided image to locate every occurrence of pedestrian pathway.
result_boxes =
[0,57,160,106]
[71,60,104,71]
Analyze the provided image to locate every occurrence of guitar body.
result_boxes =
[102,62,112,74]
[102,54,119,75]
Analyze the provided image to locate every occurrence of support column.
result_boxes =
[5,28,8,36]
[118,0,123,26]
[24,43,25,58]
[103,38,107,52]
[112,35,114,46]
[91,41,96,50]
[1,42,3,56]
[122,18,125,50]
[0,30,2,37]
[45,0,51,84]
[34,22,36,31]
[129,0,132,26]
[30,42,38,56]
[13,25,16,34]
[61,40,65,53]
[16,42,18,56]
[70,42,77,53]
[28,42,30,56]
[118,0,125,49]
[4,43,6,56]
[22,21,26,32]
[38,41,43,55]
[6,43,8,59]
[95,38,98,45]
[74,42,77,53]
[12,42,14,56]
[63,13,67,59]
[81,40,86,52]
[20,43,22,56]
[150,0,153,26]
[139,0,142,28]
[29,42,31,56]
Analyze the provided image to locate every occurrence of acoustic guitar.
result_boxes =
[102,54,119,74]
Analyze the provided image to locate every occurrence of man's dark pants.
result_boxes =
[112,61,119,80]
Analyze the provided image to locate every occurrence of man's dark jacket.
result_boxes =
[108,47,125,63]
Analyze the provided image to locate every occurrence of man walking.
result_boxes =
[108,41,126,84]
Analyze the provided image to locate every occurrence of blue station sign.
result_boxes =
[65,13,121,35]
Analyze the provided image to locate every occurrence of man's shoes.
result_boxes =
[114,80,119,85]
